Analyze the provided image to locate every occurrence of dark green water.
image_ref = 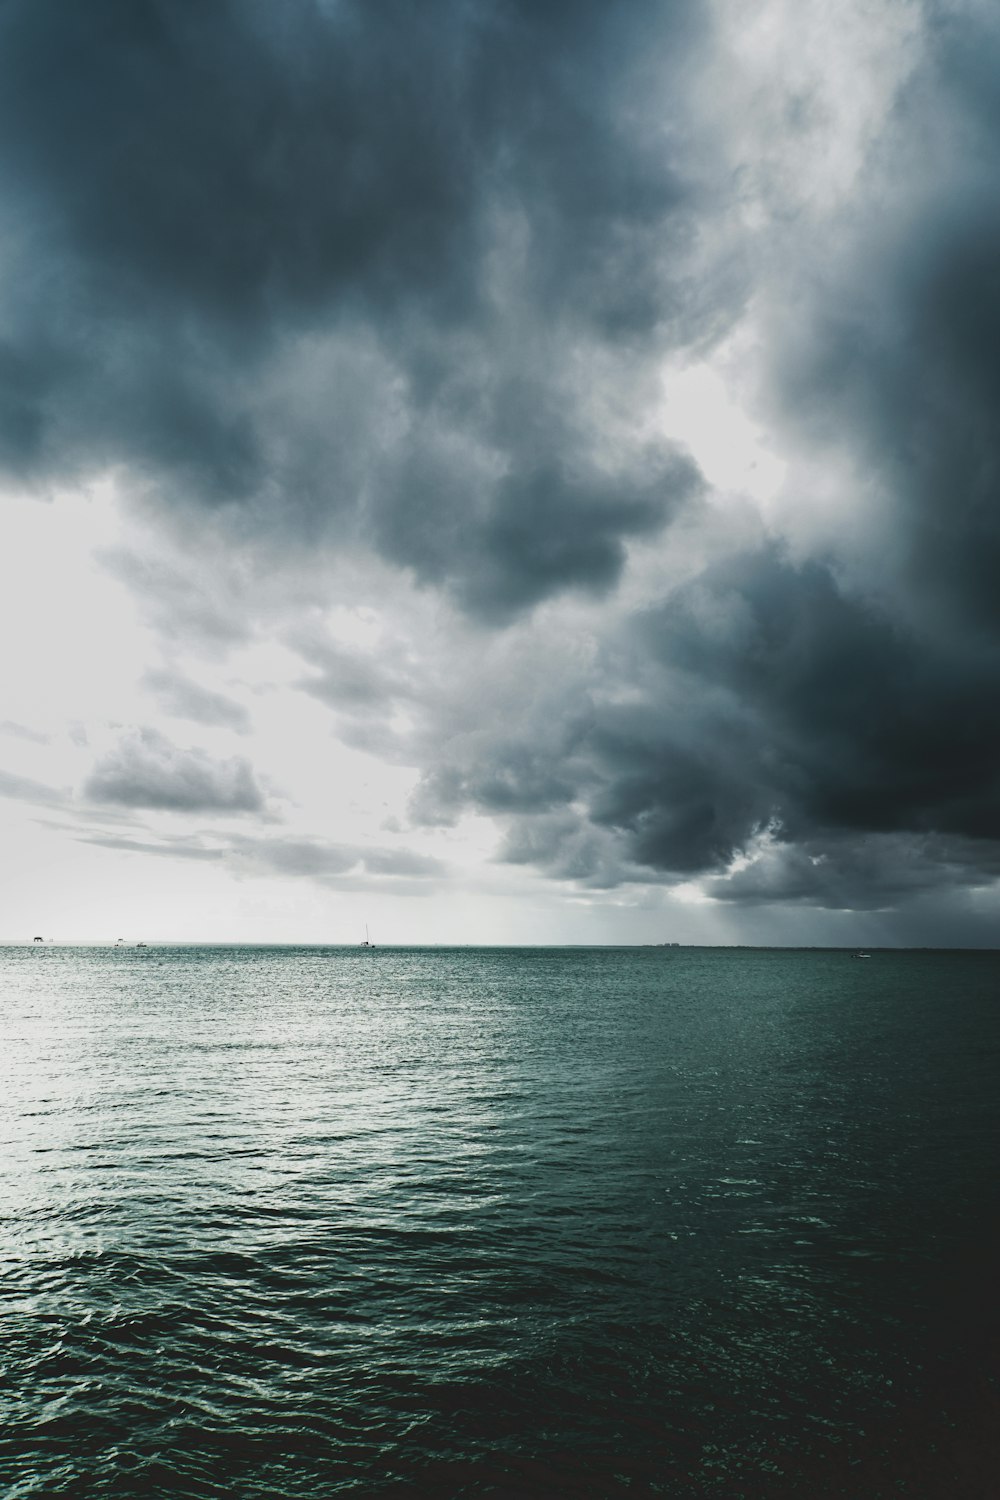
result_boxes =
[2,945,999,1497]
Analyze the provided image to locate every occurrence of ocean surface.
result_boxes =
[2,945,999,1498]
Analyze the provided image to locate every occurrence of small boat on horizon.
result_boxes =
[360,924,374,948]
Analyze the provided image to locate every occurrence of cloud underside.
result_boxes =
[413,540,1000,907]
[404,2,1000,913]
[80,830,446,892]
[2,1,1000,919]
[83,728,264,814]
[0,0,705,619]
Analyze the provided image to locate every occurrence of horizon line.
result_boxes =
[5,941,1000,953]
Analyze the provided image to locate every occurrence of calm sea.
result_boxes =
[2,945,999,1497]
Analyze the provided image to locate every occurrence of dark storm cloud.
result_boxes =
[498,810,646,889]
[0,0,712,617]
[632,548,1000,848]
[702,832,1000,910]
[663,0,1000,907]
[13,0,1000,922]
[754,3,1000,655]
[403,2,1000,915]
[408,532,1000,907]
[142,668,250,733]
[84,728,265,814]
[624,536,1000,899]
[411,741,581,827]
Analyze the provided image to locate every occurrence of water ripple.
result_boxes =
[2,945,1000,1495]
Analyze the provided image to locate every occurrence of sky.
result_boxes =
[2,0,1000,945]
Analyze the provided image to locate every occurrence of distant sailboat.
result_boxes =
[360,924,374,948]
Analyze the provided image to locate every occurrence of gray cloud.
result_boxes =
[83,728,265,814]
[228,834,445,884]
[142,667,250,733]
[405,530,1000,910]
[702,832,1000,911]
[100,549,253,648]
[498,810,649,891]
[10,0,1000,929]
[293,630,414,713]
[627,548,1000,850]
[80,832,225,863]
[394,3,1000,918]
[0,719,50,744]
[0,768,66,807]
[0,0,715,619]
[73,826,446,887]
[411,743,581,828]
[72,824,446,895]
[731,6,1000,658]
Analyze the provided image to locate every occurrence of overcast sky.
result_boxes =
[2,0,1000,945]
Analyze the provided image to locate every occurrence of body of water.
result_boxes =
[2,945,999,1496]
